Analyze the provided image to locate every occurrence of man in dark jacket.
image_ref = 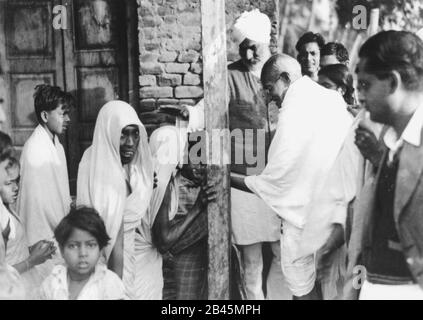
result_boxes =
[345,30,423,300]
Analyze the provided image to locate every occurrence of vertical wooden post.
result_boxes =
[201,0,231,300]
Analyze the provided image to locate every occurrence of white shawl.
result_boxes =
[17,125,71,246]
[148,125,187,222]
[245,76,352,240]
[77,100,154,260]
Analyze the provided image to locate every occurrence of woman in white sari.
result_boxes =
[77,100,154,299]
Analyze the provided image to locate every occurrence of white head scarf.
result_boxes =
[232,9,271,45]
[77,100,154,259]
[148,126,188,223]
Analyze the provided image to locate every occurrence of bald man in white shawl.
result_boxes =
[77,101,154,300]
[232,54,354,300]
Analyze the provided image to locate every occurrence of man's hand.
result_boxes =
[316,224,345,282]
[198,181,219,206]
[355,125,384,167]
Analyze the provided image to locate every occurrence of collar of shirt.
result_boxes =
[52,263,107,298]
[383,106,423,163]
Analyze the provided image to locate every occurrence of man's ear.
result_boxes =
[389,70,401,94]
[280,72,291,86]
[40,111,49,124]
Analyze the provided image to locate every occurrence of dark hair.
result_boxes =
[33,84,74,124]
[54,206,110,250]
[319,64,355,105]
[0,132,13,163]
[359,30,423,91]
[295,32,325,53]
[321,42,349,64]
[5,157,19,174]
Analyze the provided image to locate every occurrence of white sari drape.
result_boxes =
[77,100,154,299]
[132,125,187,300]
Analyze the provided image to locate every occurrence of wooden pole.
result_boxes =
[200,0,231,300]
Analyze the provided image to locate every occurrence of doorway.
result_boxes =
[0,0,139,194]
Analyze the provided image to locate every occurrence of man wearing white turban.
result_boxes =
[229,9,289,300]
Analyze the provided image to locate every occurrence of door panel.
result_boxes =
[0,0,64,155]
[0,0,137,195]
[63,0,129,193]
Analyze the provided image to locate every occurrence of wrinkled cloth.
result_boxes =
[17,125,71,246]
[245,76,352,234]
[228,60,280,245]
[77,100,154,299]
[17,125,70,278]
[0,224,26,299]
[232,9,271,45]
[4,208,44,299]
[39,264,125,300]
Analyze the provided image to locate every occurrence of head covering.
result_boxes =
[417,28,423,41]
[148,126,188,223]
[77,100,154,259]
[232,9,271,45]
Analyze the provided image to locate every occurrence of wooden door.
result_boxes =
[0,0,139,195]
[63,0,135,194]
[0,0,64,154]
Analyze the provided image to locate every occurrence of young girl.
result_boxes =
[1,158,55,299]
[39,207,125,300]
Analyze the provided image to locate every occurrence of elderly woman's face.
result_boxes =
[120,125,140,165]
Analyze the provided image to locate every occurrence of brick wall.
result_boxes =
[137,0,278,130]
[137,0,203,129]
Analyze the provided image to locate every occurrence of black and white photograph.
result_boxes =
[0,0,423,305]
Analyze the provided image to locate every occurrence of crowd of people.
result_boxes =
[1,8,423,300]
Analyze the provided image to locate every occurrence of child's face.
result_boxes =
[61,228,101,280]
[43,104,70,136]
[0,166,19,205]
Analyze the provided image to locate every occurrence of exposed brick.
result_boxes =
[179,99,197,106]
[158,51,177,62]
[185,39,201,51]
[144,42,161,52]
[140,99,156,111]
[190,63,202,74]
[164,15,177,24]
[158,6,174,16]
[157,98,179,106]
[175,86,203,98]
[164,39,184,51]
[142,16,162,28]
[140,86,173,99]
[165,63,190,74]
[140,62,164,75]
[139,4,155,17]
[139,75,157,86]
[142,27,156,41]
[158,74,182,86]
[177,50,200,63]
[140,53,159,63]
[183,73,201,85]
[179,13,201,26]
[140,111,176,125]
